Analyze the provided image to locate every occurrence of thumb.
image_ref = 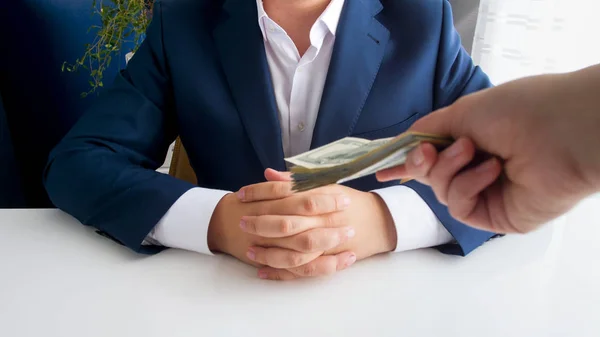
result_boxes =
[264,168,293,182]
[408,105,463,138]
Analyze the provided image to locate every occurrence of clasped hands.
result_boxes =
[207,169,397,281]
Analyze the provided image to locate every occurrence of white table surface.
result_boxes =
[1,196,600,337]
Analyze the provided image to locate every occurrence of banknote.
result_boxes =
[285,132,453,192]
[285,137,393,169]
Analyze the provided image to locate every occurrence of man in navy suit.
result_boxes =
[44,0,497,280]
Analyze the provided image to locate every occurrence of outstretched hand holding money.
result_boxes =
[377,65,600,234]
[286,133,452,191]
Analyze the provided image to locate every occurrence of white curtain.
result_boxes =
[471,0,600,220]
[471,0,600,84]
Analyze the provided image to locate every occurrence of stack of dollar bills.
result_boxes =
[285,132,453,192]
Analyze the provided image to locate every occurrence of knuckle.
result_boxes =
[269,183,282,197]
[246,218,258,233]
[410,159,429,176]
[302,196,319,214]
[279,218,294,234]
[244,186,255,201]
[301,233,317,252]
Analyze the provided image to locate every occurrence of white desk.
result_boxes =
[1,196,600,337]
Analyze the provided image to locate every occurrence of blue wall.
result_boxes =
[0,0,133,207]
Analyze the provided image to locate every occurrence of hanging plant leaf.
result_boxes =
[63,0,154,97]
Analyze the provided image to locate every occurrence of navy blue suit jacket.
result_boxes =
[44,0,496,256]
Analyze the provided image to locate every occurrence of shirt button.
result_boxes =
[268,26,276,33]
[298,123,305,132]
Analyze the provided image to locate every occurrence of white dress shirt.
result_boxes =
[146,0,453,255]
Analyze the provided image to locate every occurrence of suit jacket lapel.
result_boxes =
[311,0,389,148]
[212,0,286,172]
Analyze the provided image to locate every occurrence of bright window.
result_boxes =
[472,0,600,84]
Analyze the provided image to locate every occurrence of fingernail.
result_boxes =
[237,189,245,200]
[412,147,424,166]
[239,219,247,230]
[346,228,356,238]
[444,141,463,158]
[346,254,357,267]
[246,249,256,261]
[258,270,268,279]
[476,158,497,173]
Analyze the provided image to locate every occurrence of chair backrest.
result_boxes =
[169,138,197,185]
[0,0,132,207]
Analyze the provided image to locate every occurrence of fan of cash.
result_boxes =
[285,132,453,192]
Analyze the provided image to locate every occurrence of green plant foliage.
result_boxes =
[63,0,153,97]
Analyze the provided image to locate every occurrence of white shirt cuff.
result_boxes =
[145,187,230,255]
[371,185,454,252]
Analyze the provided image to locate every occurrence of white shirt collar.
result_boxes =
[256,0,345,41]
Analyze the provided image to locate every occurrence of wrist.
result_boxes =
[368,192,397,253]
[207,193,234,253]
[566,66,600,192]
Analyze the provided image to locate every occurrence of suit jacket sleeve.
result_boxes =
[403,0,498,256]
[44,2,194,254]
